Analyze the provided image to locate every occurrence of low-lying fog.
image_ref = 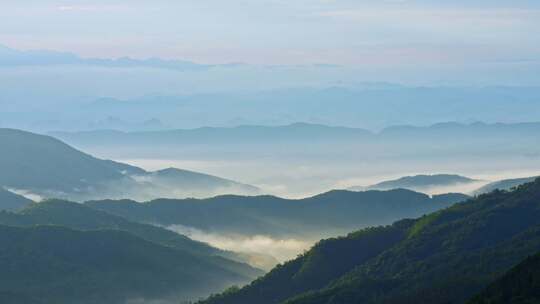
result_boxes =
[167,224,312,269]
[118,157,540,199]
[123,157,540,266]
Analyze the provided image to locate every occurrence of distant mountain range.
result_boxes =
[86,190,469,239]
[0,128,259,201]
[3,127,536,201]
[50,121,540,147]
[0,200,262,304]
[2,44,540,132]
[0,44,213,71]
[349,174,479,193]
[49,122,540,197]
[350,174,540,197]
[200,178,540,304]
[17,86,540,132]
[50,122,371,145]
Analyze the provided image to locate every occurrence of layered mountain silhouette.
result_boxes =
[200,178,540,304]
[0,200,262,304]
[28,87,540,132]
[355,174,540,197]
[51,121,540,148]
[87,190,468,238]
[0,225,254,304]
[50,122,371,145]
[50,122,540,197]
[0,44,209,71]
[0,128,259,201]
[0,199,259,267]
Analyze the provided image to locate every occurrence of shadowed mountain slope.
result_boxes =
[0,200,262,278]
[0,128,259,201]
[0,188,33,211]
[86,190,469,238]
[0,225,253,304]
[468,251,540,304]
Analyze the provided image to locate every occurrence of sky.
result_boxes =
[1,0,539,66]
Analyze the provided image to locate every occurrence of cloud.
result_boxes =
[315,7,540,26]
[2,1,539,68]
[56,5,127,12]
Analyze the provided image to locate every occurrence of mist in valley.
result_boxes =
[117,157,540,199]
[1,1,540,303]
[166,224,311,269]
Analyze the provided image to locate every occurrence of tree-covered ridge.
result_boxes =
[203,220,413,304]
[201,178,540,304]
[86,190,468,238]
[0,200,262,278]
[0,225,251,304]
[468,252,540,304]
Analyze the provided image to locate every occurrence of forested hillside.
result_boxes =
[0,225,253,304]
[201,178,540,304]
[87,190,468,238]
[468,252,540,304]
[0,200,261,277]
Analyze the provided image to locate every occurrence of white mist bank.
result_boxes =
[6,188,43,202]
[166,224,312,264]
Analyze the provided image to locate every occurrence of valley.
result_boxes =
[2,3,539,302]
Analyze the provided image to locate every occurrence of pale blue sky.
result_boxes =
[1,1,539,65]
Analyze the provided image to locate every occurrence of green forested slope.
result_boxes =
[202,178,540,304]
[0,200,262,278]
[87,190,468,238]
[468,252,540,304]
[0,225,252,304]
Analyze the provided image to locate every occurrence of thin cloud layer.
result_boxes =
[1,1,538,66]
